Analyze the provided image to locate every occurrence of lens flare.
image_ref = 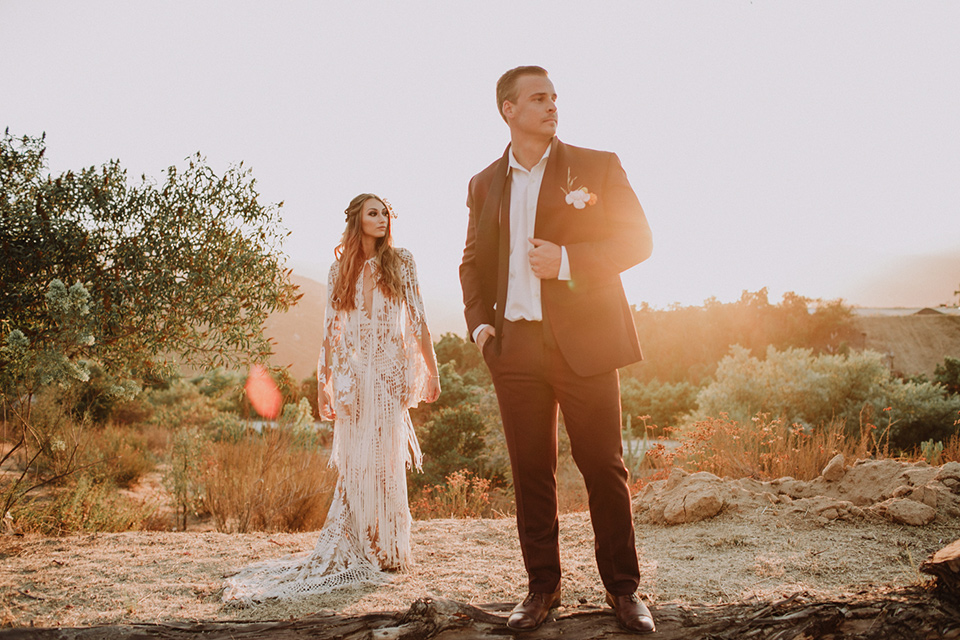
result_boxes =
[245,364,282,420]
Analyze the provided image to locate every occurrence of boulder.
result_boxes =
[662,483,724,524]
[871,498,937,526]
[821,454,846,482]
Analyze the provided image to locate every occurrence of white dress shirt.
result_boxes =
[473,144,570,343]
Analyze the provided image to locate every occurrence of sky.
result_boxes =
[3,1,959,335]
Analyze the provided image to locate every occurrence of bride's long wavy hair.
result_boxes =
[331,193,404,311]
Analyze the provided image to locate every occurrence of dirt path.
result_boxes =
[1,510,956,629]
[2,458,959,635]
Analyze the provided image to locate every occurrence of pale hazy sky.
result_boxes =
[3,1,959,334]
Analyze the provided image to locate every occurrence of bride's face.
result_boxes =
[359,198,389,240]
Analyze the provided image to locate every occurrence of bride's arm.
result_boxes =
[419,321,441,403]
[318,262,337,420]
[318,333,335,420]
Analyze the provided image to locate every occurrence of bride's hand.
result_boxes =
[318,387,336,421]
[425,375,441,403]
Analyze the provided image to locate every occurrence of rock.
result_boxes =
[636,459,960,525]
[871,498,937,526]
[789,497,862,521]
[636,471,724,524]
[663,484,724,524]
[837,459,908,505]
[890,482,941,508]
[821,454,846,482]
[936,462,960,493]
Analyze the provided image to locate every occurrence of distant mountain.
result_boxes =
[263,274,326,381]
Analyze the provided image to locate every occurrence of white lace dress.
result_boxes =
[223,248,430,604]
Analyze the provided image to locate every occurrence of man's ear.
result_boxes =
[501,100,515,120]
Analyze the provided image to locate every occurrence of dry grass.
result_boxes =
[200,429,337,533]
[943,432,960,462]
[410,470,500,519]
[644,412,901,482]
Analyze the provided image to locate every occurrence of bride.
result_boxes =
[224,193,441,603]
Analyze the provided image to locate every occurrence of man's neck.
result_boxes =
[509,135,553,171]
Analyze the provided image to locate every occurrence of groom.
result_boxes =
[459,66,656,633]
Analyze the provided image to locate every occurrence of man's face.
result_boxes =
[503,74,558,140]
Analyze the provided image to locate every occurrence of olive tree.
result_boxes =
[0,131,300,513]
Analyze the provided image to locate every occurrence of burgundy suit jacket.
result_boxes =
[459,137,653,377]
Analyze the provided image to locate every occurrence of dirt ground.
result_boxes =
[2,471,957,630]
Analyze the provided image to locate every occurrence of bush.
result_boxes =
[624,290,858,385]
[414,406,488,491]
[410,363,509,493]
[934,356,960,396]
[433,333,490,387]
[11,475,156,535]
[164,426,205,531]
[620,378,699,433]
[200,427,335,533]
[87,425,154,488]
[693,346,960,449]
[646,413,889,482]
[410,470,498,519]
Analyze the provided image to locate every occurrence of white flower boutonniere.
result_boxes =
[561,168,598,209]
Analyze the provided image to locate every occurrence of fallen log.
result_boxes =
[2,588,959,640]
[920,537,960,601]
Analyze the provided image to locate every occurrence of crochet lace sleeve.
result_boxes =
[398,248,426,339]
[398,249,431,409]
[317,261,338,389]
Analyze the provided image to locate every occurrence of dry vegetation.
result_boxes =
[3,306,960,636]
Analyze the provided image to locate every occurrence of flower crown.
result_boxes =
[344,197,397,221]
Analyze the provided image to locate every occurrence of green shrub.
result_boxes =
[620,378,699,433]
[12,475,156,535]
[414,406,488,490]
[934,356,960,396]
[693,346,960,450]
[164,426,205,531]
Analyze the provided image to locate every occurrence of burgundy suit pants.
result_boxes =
[483,319,641,595]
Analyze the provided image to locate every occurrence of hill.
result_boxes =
[263,278,960,383]
[854,311,960,377]
[263,274,326,381]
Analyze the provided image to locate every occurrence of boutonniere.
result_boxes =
[561,168,598,209]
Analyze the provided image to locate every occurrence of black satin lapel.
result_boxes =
[480,147,511,235]
[494,172,511,354]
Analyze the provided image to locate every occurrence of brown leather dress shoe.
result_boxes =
[606,591,656,633]
[506,589,562,631]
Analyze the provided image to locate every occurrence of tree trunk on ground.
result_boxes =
[921,537,960,600]
[2,587,959,640]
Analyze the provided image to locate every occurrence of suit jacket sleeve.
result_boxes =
[563,152,652,283]
[459,174,492,340]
